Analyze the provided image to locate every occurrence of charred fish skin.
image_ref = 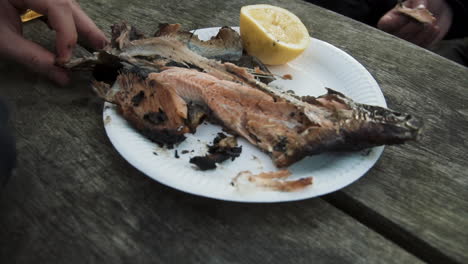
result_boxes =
[247,87,422,168]
[272,89,422,167]
[190,133,242,170]
[96,71,192,148]
[344,104,422,148]
[155,24,243,62]
[322,89,422,148]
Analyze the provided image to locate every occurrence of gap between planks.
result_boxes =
[322,191,460,264]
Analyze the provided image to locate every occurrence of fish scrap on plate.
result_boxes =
[66,22,422,174]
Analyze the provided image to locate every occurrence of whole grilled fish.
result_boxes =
[67,22,422,167]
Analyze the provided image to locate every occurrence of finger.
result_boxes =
[426,25,442,48]
[377,11,411,34]
[18,0,78,64]
[2,4,22,34]
[415,24,437,47]
[1,32,70,85]
[69,0,108,49]
[394,21,425,43]
[47,1,78,64]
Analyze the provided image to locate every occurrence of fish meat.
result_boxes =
[395,0,436,24]
[67,23,422,168]
[232,170,313,192]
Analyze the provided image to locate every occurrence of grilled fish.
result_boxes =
[67,23,422,167]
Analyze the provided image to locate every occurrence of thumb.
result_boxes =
[378,11,410,33]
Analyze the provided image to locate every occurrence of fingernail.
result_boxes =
[57,44,75,65]
[417,4,426,9]
[55,52,73,66]
[93,35,110,50]
[383,14,394,22]
[96,38,109,49]
[55,57,68,66]
[378,14,394,31]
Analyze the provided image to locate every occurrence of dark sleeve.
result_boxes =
[445,0,468,39]
[304,0,397,26]
[0,98,16,186]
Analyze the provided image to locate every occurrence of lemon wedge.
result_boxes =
[240,4,310,65]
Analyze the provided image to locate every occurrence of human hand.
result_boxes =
[377,0,453,48]
[0,0,108,85]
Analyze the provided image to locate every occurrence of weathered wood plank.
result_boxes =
[0,172,421,263]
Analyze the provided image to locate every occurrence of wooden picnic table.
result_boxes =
[1,0,467,263]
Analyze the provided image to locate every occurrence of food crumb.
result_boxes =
[231,170,313,192]
[181,150,190,154]
[104,116,112,125]
[360,149,372,156]
[282,74,293,80]
[174,150,180,159]
[190,133,242,170]
[153,152,158,156]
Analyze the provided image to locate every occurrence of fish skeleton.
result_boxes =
[67,22,422,168]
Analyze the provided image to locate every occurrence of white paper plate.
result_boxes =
[103,27,386,202]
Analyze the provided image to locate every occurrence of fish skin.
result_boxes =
[111,22,145,50]
[155,24,243,61]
